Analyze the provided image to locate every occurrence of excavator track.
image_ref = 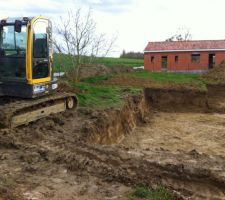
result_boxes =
[0,92,78,128]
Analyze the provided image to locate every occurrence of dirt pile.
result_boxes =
[202,61,225,83]
[109,64,134,74]
[79,64,133,78]
[57,80,79,93]
[144,85,225,113]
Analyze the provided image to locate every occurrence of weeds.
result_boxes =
[128,185,174,200]
[80,75,112,84]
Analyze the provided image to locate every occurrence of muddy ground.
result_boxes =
[0,84,225,200]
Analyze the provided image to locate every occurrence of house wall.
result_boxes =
[144,51,225,72]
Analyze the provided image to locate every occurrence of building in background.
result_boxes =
[144,40,225,73]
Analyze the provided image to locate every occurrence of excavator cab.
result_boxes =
[0,16,57,98]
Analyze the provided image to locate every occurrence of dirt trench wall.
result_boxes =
[206,84,225,113]
[207,84,225,97]
[144,84,225,113]
[144,88,208,112]
[82,95,147,145]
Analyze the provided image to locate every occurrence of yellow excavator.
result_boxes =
[0,16,78,128]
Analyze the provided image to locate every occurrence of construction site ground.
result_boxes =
[1,68,225,200]
[120,112,225,156]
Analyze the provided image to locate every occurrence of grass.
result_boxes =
[94,57,144,67]
[53,53,72,72]
[53,53,143,72]
[69,71,207,109]
[79,70,205,89]
[80,75,112,84]
[128,185,174,200]
[73,81,142,109]
[131,71,200,81]
[130,71,207,91]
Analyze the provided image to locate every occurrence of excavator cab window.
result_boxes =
[32,20,50,79]
[0,23,26,80]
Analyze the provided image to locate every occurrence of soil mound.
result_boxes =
[202,61,225,83]
[57,80,80,93]
[109,64,133,74]
[79,64,133,78]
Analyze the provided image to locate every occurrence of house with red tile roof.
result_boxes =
[144,40,225,72]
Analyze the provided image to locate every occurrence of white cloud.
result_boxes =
[79,0,135,13]
[1,0,225,57]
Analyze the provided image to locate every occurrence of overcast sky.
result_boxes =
[1,0,225,57]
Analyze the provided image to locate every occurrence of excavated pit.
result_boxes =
[79,84,225,199]
[0,84,225,200]
[85,85,225,145]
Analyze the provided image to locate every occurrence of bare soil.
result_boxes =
[0,85,225,199]
[120,112,225,156]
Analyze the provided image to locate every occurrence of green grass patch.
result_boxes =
[131,71,199,82]
[94,57,143,67]
[64,69,209,109]
[128,185,174,200]
[73,82,142,109]
[69,71,208,109]
[53,53,73,72]
[80,75,112,84]
[53,53,143,72]
[130,71,207,91]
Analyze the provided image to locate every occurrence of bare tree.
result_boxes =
[166,27,192,42]
[54,8,116,82]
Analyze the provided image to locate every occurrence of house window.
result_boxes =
[151,56,155,63]
[191,53,200,63]
[175,56,179,63]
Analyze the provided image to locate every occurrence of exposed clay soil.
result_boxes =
[0,85,225,199]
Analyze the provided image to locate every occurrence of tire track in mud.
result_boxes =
[37,138,225,200]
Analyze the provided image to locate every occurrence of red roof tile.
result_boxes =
[144,40,225,52]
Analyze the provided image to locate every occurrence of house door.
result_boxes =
[208,54,215,69]
[161,56,168,70]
